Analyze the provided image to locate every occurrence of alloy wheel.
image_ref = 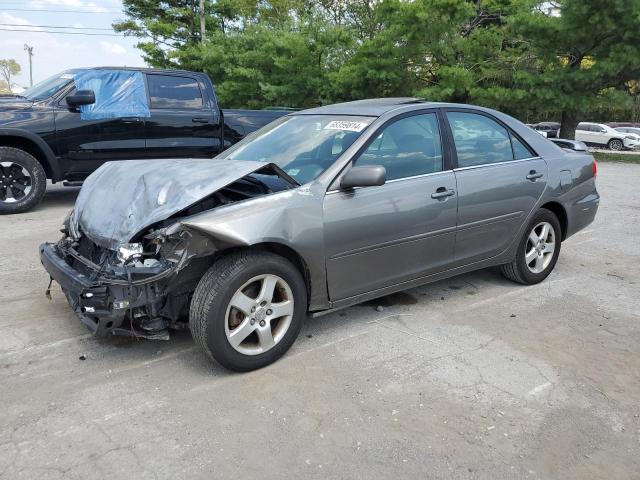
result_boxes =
[609,139,623,151]
[0,161,32,204]
[224,274,294,355]
[525,221,556,274]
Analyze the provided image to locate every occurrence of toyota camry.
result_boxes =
[40,98,599,371]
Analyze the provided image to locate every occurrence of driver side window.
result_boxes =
[354,113,443,181]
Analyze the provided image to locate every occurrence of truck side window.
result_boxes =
[147,75,203,109]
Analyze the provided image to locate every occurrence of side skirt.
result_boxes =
[314,252,513,315]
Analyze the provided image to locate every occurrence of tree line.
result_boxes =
[0,59,21,94]
[114,0,639,137]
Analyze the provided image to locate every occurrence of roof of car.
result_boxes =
[298,98,500,117]
[68,66,208,76]
[299,98,430,116]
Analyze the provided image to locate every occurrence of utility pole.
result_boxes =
[199,0,205,43]
[23,44,33,87]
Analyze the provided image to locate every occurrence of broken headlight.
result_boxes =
[62,209,81,241]
[116,242,144,264]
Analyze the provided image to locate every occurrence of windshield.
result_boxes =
[221,114,375,184]
[21,70,79,101]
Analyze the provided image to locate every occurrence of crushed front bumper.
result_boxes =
[39,242,170,338]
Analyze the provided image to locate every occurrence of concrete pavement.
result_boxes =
[1,163,639,479]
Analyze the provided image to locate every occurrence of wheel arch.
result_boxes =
[242,242,312,307]
[193,240,313,309]
[0,130,62,181]
[540,201,568,240]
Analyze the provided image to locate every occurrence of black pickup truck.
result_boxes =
[0,67,289,213]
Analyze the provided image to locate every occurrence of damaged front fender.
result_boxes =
[167,184,330,310]
[71,158,297,250]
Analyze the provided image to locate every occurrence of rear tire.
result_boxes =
[607,138,624,151]
[190,250,307,372]
[0,147,47,214]
[501,208,562,285]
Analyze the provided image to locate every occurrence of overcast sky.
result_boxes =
[0,0,146,89]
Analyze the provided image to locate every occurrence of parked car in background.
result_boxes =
[606,122,640,128]
[614,127,640,141]
[533,122,560,138]
[0,67,289,214]
[526,124,547,137]
[549,138,589,151]
[575,122,640,151]
[40,98,599,371]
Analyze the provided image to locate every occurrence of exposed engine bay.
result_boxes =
[42,162,297,339]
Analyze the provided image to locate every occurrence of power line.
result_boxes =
[0,23,114,31]
[0,8,119,14]
[0,27,124,36]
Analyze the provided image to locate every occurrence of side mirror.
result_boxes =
[66,89,95,108]
[340,165,386,189]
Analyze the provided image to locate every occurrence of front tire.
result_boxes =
[501,208,562,285]
[0,147,47,214]
[190,250,307,372]
[607,138,624,151]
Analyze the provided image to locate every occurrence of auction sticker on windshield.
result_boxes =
[324,120,369,132]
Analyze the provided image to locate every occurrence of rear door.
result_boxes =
[143,73,218,158]
[444,110,547,265]
[323,111,458,300]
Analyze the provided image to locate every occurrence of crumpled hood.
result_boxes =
[72,158,267,249]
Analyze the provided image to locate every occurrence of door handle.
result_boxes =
[121,117,141,123]
[526,171,544,181]
[192,117,209,123]
[431,187,456,200]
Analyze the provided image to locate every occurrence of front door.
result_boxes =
[591,125,609,146]
[444,110,548,265]
[143,73,218,159]
[54,87,146,178]
[323,111,458,301]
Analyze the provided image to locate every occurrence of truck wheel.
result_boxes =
[0,147,47,214]
[501,208,562,285]
[190,250,307,372]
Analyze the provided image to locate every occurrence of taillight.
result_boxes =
[592,159,597,178]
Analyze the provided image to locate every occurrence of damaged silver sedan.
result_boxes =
[40,99,599,371]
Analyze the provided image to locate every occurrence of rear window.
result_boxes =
[147,75,203,109]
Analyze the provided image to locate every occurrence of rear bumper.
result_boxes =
[39,243,160,337]
[565,190,600,238]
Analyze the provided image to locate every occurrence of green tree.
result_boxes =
[176,11,354,108]
[115,0,640,130]
[0,59,21,93]
[114,0,213,67]
[507,0,640,137]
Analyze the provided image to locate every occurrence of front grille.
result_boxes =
[68,236,113,280]
[76,235,105,264]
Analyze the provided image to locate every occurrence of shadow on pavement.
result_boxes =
[33,184,81,212]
